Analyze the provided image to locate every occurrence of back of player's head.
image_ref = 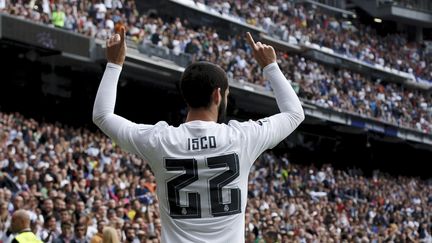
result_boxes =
[180,61,228,108]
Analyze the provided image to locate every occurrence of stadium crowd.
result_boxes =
[0,112,431,242]
[194,0,432,82]
[0,0,431,242]
[4,0,429,83]
[1,0,431,133]
[125,14,432,133]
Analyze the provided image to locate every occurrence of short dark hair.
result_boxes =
[61,222,72,229]
[180,61,228,108]
[75,223,86,229]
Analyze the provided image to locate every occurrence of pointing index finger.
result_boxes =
[119,26,126,44]
[246,32,257,49]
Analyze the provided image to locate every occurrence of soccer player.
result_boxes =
[93,27,304,243]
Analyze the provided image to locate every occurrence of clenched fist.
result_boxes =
[106,27,127,66]
[246,32,276,68]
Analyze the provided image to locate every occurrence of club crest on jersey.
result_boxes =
[256,118,269,126]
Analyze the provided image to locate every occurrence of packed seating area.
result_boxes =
[7,0,430,83]
[1,1,432,243]
[0,112,431,242]
[278,54,432,133]
[3,0,431,82]
[194,0,432,82]
[2,0,431,82]
[2,0,432,133]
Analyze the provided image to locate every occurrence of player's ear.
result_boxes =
[212,88,222,106]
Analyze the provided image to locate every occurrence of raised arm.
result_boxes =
[92,27,135,142]
[246,32,304,124]
[242,33,304,158]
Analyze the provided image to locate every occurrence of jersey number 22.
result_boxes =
[165,153,241,218]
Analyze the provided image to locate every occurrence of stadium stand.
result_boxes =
[0,112,431,242]
[0,0,431,242]
[5,0,431,82]
[2,0,431,133]
[175,0,431,81]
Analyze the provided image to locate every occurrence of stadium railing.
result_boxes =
[0,13,93,59]
[379,0,432,13]
[168,0,264,33]
[137,42,193,68]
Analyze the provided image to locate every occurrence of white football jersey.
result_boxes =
[115,115,298,243]
[93,62,304,243]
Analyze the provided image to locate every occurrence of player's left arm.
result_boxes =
[242,33,305,160]
[92,27,152,158]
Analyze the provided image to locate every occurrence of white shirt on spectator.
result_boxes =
[38,228,60,242]
[95,3,107,20]
[221,2,231,14]
[317,171,326,182]
[309,191,327,198]
[105,18,114,30]
[104,0,113,9]
[42,0,50,15]
[83,19,96,37]
[96,28,111,40]
[236,56,247,69]
[112,0,122,9]
[0,158,8,168]
[86,222,98,239]
[172,39,181,55]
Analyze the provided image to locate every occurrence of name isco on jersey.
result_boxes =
[187,136,216,151]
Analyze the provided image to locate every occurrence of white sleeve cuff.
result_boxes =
[107,62,123,70]
[263,62,278,78]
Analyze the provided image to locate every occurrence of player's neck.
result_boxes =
[185,107,218,123]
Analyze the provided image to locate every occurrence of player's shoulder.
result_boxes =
[134,121,169,142]
[154,120,170,128]
[136,121,169,131]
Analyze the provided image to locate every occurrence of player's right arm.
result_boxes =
[92,27,158,160]
[242,33,305,159]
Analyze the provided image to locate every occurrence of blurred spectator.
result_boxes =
[52,4,65,28]
[37,215,59,242]
[90,220,105,243]
[0,0,5,12]
[52,222,73,243]
[94,0,107,24]
[71,223,88,243]
[102,226,120,243]
[10,209,41,243]
[124,226,139,243]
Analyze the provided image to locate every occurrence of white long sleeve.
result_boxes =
[92,63,136,143]
[263,62,304,119]
[92,61,304,163]
[237,62,305,160]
